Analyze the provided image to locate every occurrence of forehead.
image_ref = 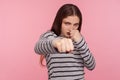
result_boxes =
[62,16,79,23]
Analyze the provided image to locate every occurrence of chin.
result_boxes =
[65,35,70,38]
[60,34,69,38]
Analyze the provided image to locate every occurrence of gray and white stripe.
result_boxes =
[34,30,96,80]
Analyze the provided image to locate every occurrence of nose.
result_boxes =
[69,26,74,32]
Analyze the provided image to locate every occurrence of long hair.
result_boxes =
[40,4,82,66]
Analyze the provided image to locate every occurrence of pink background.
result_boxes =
[0,0,120,80]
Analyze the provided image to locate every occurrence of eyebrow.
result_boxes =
[63,21,71,24]
[63,21,79,25]
[74,23,79,25]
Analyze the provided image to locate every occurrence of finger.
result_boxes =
[69,31,74,39]
[67,39,74,51]
[64,38,71,52]
[61,39,66,52]
[56,41,62,52]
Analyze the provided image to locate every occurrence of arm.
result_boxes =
[74,36,96,70]
[34,30,57,55]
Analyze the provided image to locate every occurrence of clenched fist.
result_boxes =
[52,38,74,53]
[68,30,82,42]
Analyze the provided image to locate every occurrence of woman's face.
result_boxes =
[60,15,80,38]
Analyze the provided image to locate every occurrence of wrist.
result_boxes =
[74,37,82,43]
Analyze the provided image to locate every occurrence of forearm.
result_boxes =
[34,31,57,55]
[34,38,55,55]
[74,36,96,70]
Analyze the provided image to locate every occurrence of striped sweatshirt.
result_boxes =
[34,30,96,80]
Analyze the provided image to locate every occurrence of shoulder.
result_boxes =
[40,30,57,38]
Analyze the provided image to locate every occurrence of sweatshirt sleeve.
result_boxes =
[34,30,57,55]
[73,36,96,70]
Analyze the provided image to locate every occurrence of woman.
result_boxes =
[34,4,96,80]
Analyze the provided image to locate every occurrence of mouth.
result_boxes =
[66,32,71,38]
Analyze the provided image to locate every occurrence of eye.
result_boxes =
[64,22,71,25]
[74,24,79,27]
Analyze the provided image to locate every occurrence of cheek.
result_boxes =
[74,26,79,30]
[61,25,69,31]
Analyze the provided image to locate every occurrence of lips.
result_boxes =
[67,32,70,35]
[67,32,71,38]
